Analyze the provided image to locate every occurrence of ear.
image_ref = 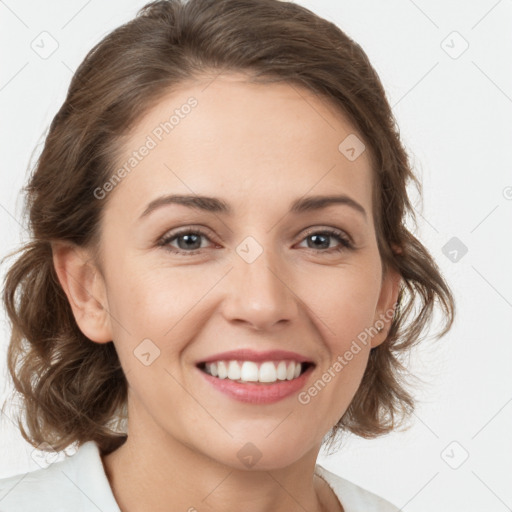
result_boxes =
[52,242,113,344]
[370,263,402,349]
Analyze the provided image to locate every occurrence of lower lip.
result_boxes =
[197,365,315,404]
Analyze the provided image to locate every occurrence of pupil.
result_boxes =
[310,234,328,249]
[179,234,200,250]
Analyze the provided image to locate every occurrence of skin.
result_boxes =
[53,72,401,512]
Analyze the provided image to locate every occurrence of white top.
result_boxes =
[0,440,401,511]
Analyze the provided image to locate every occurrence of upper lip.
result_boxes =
[196,349,315,365]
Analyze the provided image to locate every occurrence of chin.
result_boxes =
[204,431,315,472]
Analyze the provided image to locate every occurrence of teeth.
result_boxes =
[240,361,259,382]
[227,361,241,380]
[217,361,228,379]
[259,362,276,383]
[276,361,287,380]
[286,362,295,380]
[203,360,305,383]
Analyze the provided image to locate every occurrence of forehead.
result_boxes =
[107,73,374,219]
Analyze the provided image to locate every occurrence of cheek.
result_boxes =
[105,259,218,368]
[107,258,198,327]
[300,260,380,415]
[305,259,382,345]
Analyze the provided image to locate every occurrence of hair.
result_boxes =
[1,0,455,457]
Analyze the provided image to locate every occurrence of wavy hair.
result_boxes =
[1,0,455,456]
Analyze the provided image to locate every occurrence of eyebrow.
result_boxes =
[139,194,367,221]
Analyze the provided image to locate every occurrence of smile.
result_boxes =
[196,353,316,403]
[198,359,313,384]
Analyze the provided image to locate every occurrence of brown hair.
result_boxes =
[1,0,455,456]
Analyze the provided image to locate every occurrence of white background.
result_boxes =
[1,1,511,511]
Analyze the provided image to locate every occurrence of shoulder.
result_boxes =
[0,441,121,512]
[315,464,402,512]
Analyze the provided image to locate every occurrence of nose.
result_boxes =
[220,244,299,331]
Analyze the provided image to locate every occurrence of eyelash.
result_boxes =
[157,227,354,256]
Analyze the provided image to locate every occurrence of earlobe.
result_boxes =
[52,242,113,344]
[370,265,402,349]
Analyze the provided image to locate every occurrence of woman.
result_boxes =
[0,0,455,510]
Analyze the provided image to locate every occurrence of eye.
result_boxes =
[157,226,354,256]
[296,228,354,253]
[158,228,216,255]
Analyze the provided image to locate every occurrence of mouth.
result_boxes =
[196,359,315,384]
[194,349,316,403]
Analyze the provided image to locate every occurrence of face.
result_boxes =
[61,72,400,471]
